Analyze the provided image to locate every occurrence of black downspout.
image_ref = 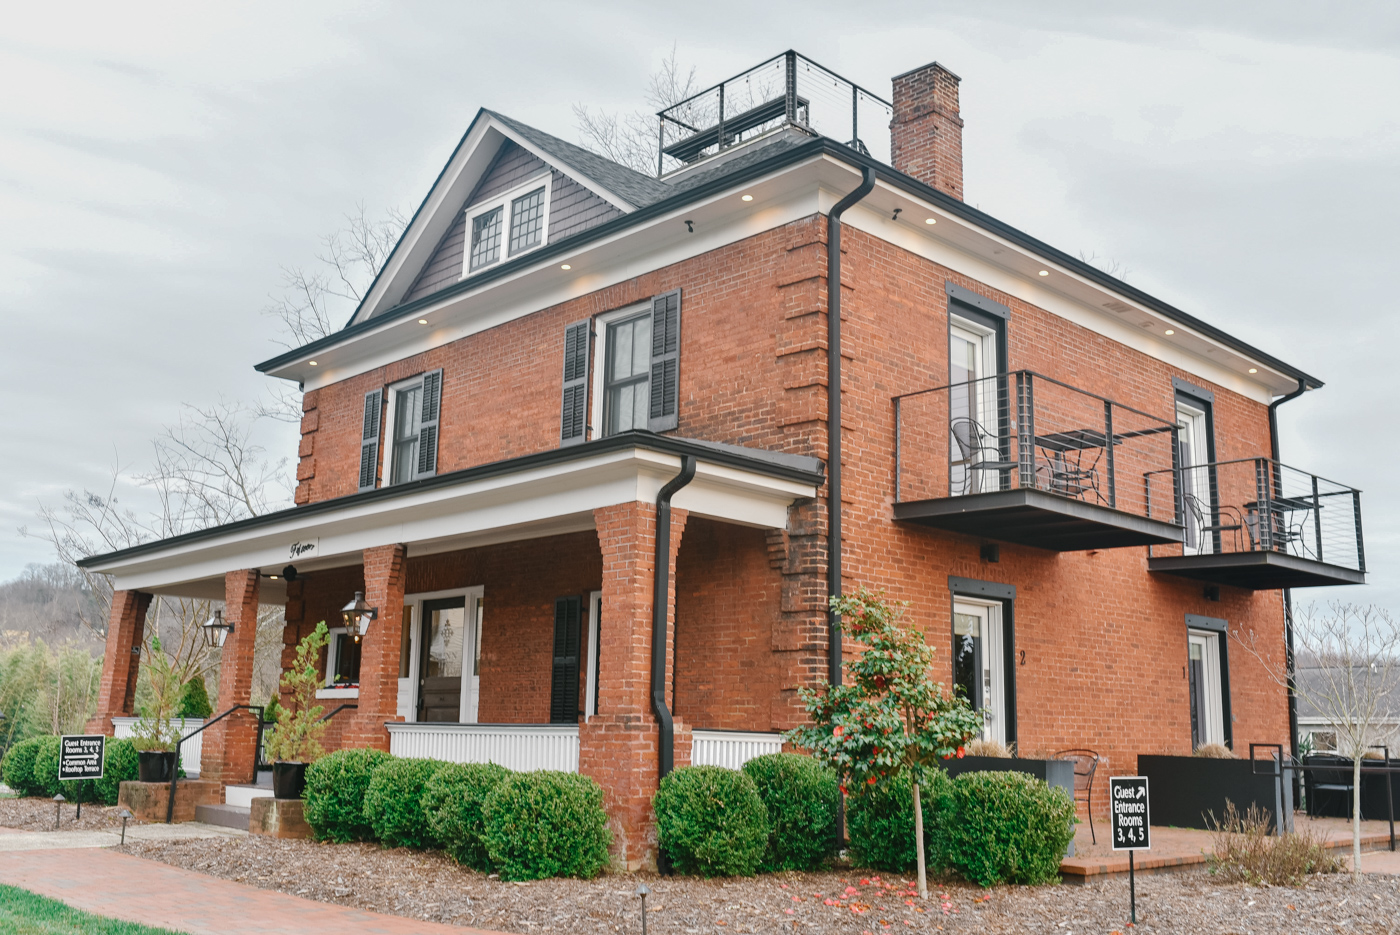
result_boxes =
[653,454,696,780]
[1269,378,1308,765]
[827,167,876,687]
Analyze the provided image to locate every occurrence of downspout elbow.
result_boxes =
[652,454,696,780]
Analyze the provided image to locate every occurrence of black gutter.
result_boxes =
[652,455,696,780]
[827,167,876,686]
[255,138,1322,391]
[76,432,823,569]
[1268,378,1308,766]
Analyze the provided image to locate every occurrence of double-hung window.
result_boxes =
[464,176,552,275]
[359,370,442,491]
[603,312,652,434]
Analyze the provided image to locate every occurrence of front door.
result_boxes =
[1187,630,1225,748]
[1177,400,1213,554]
[953,598,1005,744]
[418,596,467,722]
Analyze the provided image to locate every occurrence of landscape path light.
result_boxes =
[52,793,65,830]
[116,807,133,845]
[201,610,234,648]
[340,591,378,636]
[634,882,650,935]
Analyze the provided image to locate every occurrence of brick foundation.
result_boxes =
[249,797,312,839]
[118,780,221,823]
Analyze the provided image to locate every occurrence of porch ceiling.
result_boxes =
[77,434,822,600]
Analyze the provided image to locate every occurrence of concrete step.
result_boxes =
[194,803,249,831]
[253,769,272,788]
[225,784,275,809]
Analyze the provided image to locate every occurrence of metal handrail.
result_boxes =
[1251,742,1395,850]
[317,703,358,723]
[892,369,1177,426]
[1144,456,1362,497]
[166,703,263,824]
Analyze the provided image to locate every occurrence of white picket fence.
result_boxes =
[111,717,204,777]
[386,723,579,772]
[690,730,785,770]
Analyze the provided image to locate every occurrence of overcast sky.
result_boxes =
[2,1,1397,610]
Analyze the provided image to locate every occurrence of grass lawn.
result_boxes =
[0,885,188,934]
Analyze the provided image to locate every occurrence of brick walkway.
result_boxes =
[0,847,507,935]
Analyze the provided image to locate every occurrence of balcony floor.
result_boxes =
[1147,551,1366,589]
[893,488,1184,551]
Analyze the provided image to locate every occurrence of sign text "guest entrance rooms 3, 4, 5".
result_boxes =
[1110,775,1150,850]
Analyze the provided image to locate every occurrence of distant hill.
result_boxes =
[0,563,104,652]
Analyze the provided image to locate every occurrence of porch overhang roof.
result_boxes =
[76,433,823,601]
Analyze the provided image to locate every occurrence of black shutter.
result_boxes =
[648,289,681,432]
[357,388,382,491]
[415,369,442,479]
[550,596,582,723]
[560,319,591,446]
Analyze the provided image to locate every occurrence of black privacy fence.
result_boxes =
[1145,459,1364,573]
[894,371,1180,524]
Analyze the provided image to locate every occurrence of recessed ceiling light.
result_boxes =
[308,360,318,366]
[417,318,428,324]
[1164,329,1174,335]
[269,575,279,580]
[560,264,571,270]
[741,194,753,202]
[1248,368,1258,374]
[1038,270,1049,277]
[925,217,937,225]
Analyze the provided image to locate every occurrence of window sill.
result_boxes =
[316,687,360,699]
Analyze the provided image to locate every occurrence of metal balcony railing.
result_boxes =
[894,371,1182,525]
[1146,459,1365,573]
[656,50,892,176]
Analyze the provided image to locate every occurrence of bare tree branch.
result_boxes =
[574,44,700,175]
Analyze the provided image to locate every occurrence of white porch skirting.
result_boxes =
[112,717,205,777]
[690,730,784,770]
[386,723,579,772]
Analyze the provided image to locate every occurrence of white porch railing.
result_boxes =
[691,730,784,770]
[386,723,579,772]
[112,717,205,777]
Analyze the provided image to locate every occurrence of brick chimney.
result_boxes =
[890,61,964,200]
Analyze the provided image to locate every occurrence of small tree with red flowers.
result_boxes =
[786,588,983,899]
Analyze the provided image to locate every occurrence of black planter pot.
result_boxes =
[137,750,177,784]
[272,761,307,799]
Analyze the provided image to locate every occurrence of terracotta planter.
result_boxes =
[272,761,307,799]
[136,750,177,784]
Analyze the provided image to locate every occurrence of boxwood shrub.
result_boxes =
[846,768,954,873]
[303,747,394,842]
[1,737,48,797]
[363,757,448,849]
[481,771,611,880]
[29,737,63,798]
[653,765,769,877]
[741,753,840,871]
[422,761,511,869]
[95,738,139,805]
[943,770,1076,886]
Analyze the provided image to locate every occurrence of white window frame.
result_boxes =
[381,373,427,487]
[1177,399,1213,555]
[1187,628,1226,747]
[402,586,483,724]
[317,626,361,698]
[953,596,1006,745]
[584,590,602,719]
[590,302,652,439]
[461,173,553,276]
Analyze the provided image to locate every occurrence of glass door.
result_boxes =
[418,596,466,722]
[462,589,484,723]
[953,598,1005,744]
[1187,630,1224,748]
[1177,400,1214,554]
[949,319,1001,495]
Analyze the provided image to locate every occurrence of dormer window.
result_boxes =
[465,176,552,274]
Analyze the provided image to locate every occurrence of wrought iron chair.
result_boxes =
[1052,748,1102,845]
[1037,447,1103,503]
[950,417,1017,495]
[1181,492,1244,553]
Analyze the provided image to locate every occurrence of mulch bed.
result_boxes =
[0,797,133,833]
[123,834,1400,934]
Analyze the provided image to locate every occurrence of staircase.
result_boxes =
[195,769,272,830]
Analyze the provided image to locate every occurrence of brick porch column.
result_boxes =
[87,590,153,735]
[346,544,407,751]
[579,501,688,872]
[201,569,261,786]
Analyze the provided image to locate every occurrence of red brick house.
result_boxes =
[81,52,1364,868]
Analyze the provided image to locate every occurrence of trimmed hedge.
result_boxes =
[423,762,511,869]
[653,765,769,877]
[1,737,48,797]
[364,758,448,849]
[304,747,394,842]
[29,737,63,798]
[95,738,139,805]
[944,771,1076,886]
[742,753,840,871]
[482,771,611,881]
[846,768,954,873]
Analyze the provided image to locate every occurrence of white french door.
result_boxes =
[1177,400,1214,554]
[405,586,483,724]
[1187,629,1224,748]
[949,317,1001,495]
[952,598,1005,744]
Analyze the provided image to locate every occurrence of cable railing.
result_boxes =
[1146,458,1365,572]
[894,371,1181,525]
[656,50,892,176]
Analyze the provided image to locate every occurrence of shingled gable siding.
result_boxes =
[403,141,623,303]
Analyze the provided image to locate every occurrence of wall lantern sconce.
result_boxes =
[341,591,378,636]
[201,610,234,648]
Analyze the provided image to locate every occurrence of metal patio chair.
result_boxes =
[1181,492,1245,553]
[950,417,1018,495]
[1053,748,1102,844]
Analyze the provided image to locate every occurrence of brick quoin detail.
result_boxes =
[87,590,152,735]
[891,61,964,201]
[201,569,261,787]
[346,543,408,751]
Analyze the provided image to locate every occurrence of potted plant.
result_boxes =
[264,621,330,799]
[132,636,183,782]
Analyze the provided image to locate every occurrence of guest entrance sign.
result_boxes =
[1110,775,1150,924]
[59,734,105,820]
